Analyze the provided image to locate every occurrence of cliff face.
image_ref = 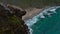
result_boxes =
[0,3,29,34]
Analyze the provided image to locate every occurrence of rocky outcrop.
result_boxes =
[0,3,29,34]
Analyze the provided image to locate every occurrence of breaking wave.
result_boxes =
[25,6,60,34]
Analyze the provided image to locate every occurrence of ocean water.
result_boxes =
[25,6,60,34]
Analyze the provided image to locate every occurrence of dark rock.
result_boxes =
[0,3,29,34]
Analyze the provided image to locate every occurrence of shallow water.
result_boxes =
[25,6,60,34]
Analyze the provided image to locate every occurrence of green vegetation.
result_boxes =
[0,0,60,8]
[0,3,29,34]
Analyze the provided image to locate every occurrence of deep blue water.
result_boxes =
[25,6,60,34]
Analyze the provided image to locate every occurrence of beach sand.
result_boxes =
[22,8,43,20]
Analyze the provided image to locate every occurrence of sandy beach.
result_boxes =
[22,8,43,20]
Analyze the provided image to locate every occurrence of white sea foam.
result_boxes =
[25,6,60,34]
[25,16,38,26]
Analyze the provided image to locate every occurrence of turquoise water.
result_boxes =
[25,6,60,34]
[31,8,60,34]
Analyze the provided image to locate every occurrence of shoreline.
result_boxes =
[22,6,51,20]
[22,8,43,20]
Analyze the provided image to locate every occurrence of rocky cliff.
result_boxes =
[0,3,29,34]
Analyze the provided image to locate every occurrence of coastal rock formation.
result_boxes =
[0,3,29,34]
